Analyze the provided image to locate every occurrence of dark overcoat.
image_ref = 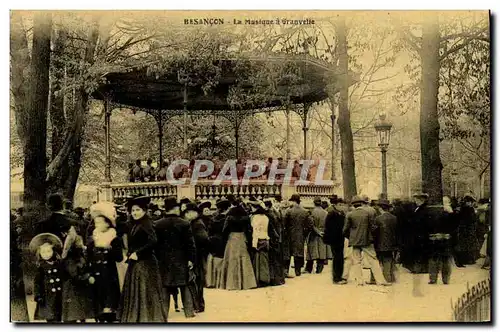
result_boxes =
[154,214,196,287]
[87,235,123,315]
[33,212,79,242]
[208,213,226,258]
[61,247,95,321]
[34,259,64,321]
[306,207,332,260]
[373,211,398,252]
[407,203,432,272]
[267,208,285,285]
[323,207,345,249]
[455,206,479,255]
[426,206,454,256]
[191,217,210,284]
[284,205,311,257]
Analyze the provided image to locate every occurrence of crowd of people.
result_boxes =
[9,190,491,323]
[126,157,315,182]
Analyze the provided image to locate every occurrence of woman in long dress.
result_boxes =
[118,195,168,323]
[248,201,272,287]
[217,203,257,290]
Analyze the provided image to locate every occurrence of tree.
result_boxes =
[23,12,52,210]
[395,12,489,203]
[335,17,357,201]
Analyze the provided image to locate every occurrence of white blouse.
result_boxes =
[250,214,270,248]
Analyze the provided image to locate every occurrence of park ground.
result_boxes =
[23,257,490,323]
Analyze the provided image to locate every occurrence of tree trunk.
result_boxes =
[47,30,70,195]
[10,12,31,151]
[49,30,67,160]
[23,12,52,210]
[63,89,87,200]
[419,16,443,204]
[46,20,99,201]
[335,18,357,201]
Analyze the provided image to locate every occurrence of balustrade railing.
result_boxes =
[195,180,282,201]
[101,180,337,204]
[110,182,177,200]
[296,184,336,200]
[452,278,491,322]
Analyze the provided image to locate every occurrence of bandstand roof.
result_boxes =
[93,54,359,114]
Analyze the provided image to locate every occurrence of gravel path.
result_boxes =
[23,259,489,323]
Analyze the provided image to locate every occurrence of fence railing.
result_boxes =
[100,180,339,205]
[452,278,491,322]
[110,182,178,200]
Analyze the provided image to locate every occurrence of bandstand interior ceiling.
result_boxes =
[92,55,359,113]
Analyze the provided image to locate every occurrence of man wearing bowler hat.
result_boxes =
[153,197,197,318]
[324,195,347,284]
[283,194,311,277]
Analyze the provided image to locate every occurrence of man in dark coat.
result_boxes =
[343,196,389,286]
[410,192,432,273]
[427,204,454,284]
[305,198,332,274]
[373,200,398,283]
[283,194,311,277]
[33,193,79,241]
[154,197,197,318]
[323,196,347,284]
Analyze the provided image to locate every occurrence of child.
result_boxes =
[61,227,95,322]
[87,202,124,322]
[29,233,64,322]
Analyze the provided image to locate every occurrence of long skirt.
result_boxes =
[268,241,286,286]
[217,233,257,290]
[205,254,223,288]
[252,239,271,286]
[118,258,168,322]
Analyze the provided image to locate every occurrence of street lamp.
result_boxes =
[330,113,336,181]
[374,113,393,199]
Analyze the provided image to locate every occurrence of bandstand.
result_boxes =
[92,53,358,205]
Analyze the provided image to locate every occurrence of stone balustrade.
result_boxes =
[107,181,178,200]
[99,180,338,206]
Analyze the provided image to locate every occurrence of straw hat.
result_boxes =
[29,233,63,253]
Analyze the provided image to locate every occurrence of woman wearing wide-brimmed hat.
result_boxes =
[86,202,124,322]
[217,202,257,290]
[118,195,168,322]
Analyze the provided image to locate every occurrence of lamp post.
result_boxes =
[374,113,393,199]
[330,113,336,181]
